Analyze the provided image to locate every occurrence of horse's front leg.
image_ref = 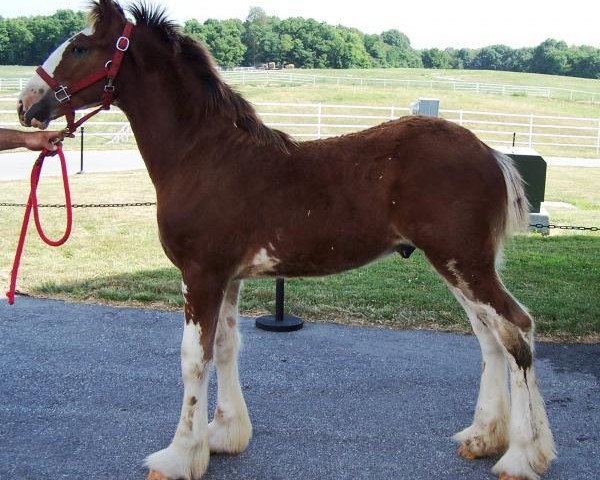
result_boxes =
[146,271,227,480]
[208,280,252,453]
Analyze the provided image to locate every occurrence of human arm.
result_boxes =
[0,128,67,151]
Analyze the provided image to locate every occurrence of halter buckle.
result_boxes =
[54,85,71,104]
[116,36,130,52]
[104,77,115,93]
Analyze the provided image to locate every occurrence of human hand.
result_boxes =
[23,130,74,151]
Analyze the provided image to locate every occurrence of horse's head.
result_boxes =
[18,0,129,129]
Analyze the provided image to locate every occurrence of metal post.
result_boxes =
[77,126,85,174]
[77,127,85,173]
[255,278,304,332]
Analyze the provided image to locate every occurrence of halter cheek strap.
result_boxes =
[35,22,134,133]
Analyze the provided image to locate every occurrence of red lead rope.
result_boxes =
[6,144,72,304]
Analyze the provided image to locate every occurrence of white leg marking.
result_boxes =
[145,319,211,480]
[208,282,252,453]
[492,357,556,479]
[451,287,509,458]
[450,286,555,478]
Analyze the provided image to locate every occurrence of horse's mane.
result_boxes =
[91,1,294,153]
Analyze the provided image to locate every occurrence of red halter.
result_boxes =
[35,22,134,133]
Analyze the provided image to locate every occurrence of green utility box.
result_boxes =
[500,147,547,213]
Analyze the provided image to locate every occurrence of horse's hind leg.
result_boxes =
[426,252,556,479]
[208,280,252,454]
[450,282,510,460]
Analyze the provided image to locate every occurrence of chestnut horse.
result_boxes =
[17,2,555,479]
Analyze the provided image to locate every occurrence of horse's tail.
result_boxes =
[492,149,530,243]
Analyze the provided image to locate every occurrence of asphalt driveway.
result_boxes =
[0,297,598,479]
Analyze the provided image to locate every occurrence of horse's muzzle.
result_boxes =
[19,94,55,129]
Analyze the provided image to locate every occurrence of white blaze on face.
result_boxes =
[19,26,95,114]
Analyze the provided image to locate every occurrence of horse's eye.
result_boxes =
[71,45,89,55]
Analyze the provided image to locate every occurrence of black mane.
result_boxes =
[127,2,180,46]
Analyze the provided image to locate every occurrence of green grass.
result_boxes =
[0,166,598,340]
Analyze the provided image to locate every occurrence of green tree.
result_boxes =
[531,39,569,75]
[381,29,411,49]
[472,45,512,70]
[566,46,600,78]
[2,18,34,65]
[421,48,451,69]
[329,27,371,68]
[184,18,246,67]
[364,34,388,67]
[505,48,533,72]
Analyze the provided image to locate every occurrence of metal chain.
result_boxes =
[529,223,599,232]
[0,201,156,208]
[0,202,597,231]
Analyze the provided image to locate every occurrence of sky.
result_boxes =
[2,0,599,50]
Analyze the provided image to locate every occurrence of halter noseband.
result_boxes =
[35,22,134,133]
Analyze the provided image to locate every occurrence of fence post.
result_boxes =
[528,115,534,148]
[390,106,395,119]
[596,120,600,154]
[317,103,322,139]
[459,110,464,126]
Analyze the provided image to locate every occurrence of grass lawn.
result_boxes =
[0,165,598,341]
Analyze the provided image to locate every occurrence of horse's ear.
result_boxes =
[89,0,127,34]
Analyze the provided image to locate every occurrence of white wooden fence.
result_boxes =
[3,73,600,103]
[218,71,600,104]
[1,98,599,156]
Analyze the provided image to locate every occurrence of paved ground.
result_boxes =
[0,298,598,479]
[0,149,145,181]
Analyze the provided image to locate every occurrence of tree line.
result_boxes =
[1,8,598,79]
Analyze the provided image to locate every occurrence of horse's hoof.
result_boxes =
[147,470,170,480]
[457,444,478,460]
[499,474,530,480]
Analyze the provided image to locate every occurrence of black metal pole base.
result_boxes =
[255,278,304,332]
[255,313,304,332]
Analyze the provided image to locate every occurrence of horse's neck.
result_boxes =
[117,72,219,185]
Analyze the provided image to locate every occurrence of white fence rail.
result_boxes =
[3,73,600,103]
[218,71,600,103]
[0,78,27,91]
[1,99,599,156]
